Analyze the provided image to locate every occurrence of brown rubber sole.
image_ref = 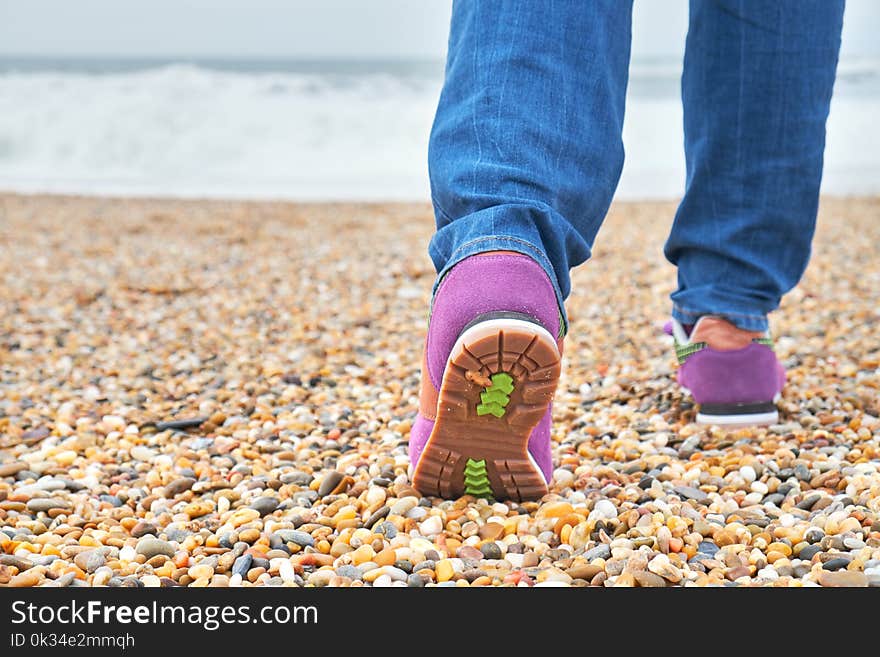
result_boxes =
[412,318,561,502]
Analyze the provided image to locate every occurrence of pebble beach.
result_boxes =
[1,193,879,588]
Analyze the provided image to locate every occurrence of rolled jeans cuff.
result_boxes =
[672,303,769,333]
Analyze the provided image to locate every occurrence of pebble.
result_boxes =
[317,471,345,497]
[232,555,252,577]
[418,515,443,536]
[4,196,880,589]
[336,565,362,580]
[250,497,279,516]
[275,530,315,548]
[634,571,667,587]
[130,522,158,538]
[26,498,70,513]
[0,462,28,477]
[135,538,175,559]
[480,543,503,560]
[821,558,851,571]
[739,466,757,483]
[818,571,868,587]
[583,544,611,561]
[673,486,709,503]
[798,545,822,560]
[165,477,196,497]
[590,499,617,520]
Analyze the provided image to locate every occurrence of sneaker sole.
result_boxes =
[693,398,780,427]
[412,317,561,502]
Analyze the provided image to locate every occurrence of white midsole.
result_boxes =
[696,410,779,426]
[448,317,560,363]
[446,317,558,486]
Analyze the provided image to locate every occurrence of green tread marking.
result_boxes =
[491,372,514,394]
[463,458,494,497]
[477,403,505,417]
[481,389,510,405]
[476,372,515,418]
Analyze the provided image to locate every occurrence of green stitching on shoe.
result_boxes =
[463,458,493,497]
[476,372,515,417]
[674,340,707,365]
[674,337,775,365]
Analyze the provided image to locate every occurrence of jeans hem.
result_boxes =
[430,235,569,337]
[672,304,769,332]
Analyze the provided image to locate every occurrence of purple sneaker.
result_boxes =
[668,316,786,426]
[409,251,563,501]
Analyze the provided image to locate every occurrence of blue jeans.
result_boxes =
[428,0,844,333]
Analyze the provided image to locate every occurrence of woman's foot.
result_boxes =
[409,251,563,501]
[669,316,786,425]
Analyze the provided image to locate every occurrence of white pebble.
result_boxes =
[739,465,757,483]
[372,574,393,587]
[418,515,443,536]
[590,499,617,521]
[506,553,524,568]
[406,506,428,520]
[279,560,297,584]
[757,567,779,581]
[553,468,575,486]
[119,545,137,561]
[102,415,126,431]
[382,566,408,582]
[129,446,155,461]
[779,513,795,527]
[750,481,769,495]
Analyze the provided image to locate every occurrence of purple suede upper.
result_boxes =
[410,253,559,482]
[426,254,560,389]
[679,342,786,405]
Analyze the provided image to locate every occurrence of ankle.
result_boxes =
[689,316,764,351]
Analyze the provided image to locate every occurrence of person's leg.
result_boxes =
[666,0,844,425]
[428,0,634,335]
[412,0,633,499]
[667,0,845,332]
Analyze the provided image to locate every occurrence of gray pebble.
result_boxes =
[250,497,279,516]
[335,565,362,580]
[26,498,70,513]
[673,486,709,502]
[164,477,196,497]
[279,471,313,486]
[798,545,822,560]
[407,573,426,587]
[317,471,344,497]
[822,557,851,571]
[274,529,314,547]
[797,494,821,510]
[480,543,502,560]
[583,544,611,561]
[232,554,253,577]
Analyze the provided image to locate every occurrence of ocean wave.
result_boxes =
[0,63,877,200]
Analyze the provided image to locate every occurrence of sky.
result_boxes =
[0,0,877,62]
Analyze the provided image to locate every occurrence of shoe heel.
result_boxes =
[412,316,560,502]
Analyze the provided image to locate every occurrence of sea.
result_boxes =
[0,57,877,201]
